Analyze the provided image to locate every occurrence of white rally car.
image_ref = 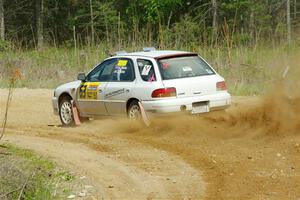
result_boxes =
[52,48,231,126]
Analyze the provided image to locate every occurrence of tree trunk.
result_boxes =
[287,0,291,43]
[89,0,94,45]
[249,8,254,41]
[294,0,297,19]
[147,21,152,46]
[105,18,109,43]
[158,13,163,48]
[118,12,120,50]
[0,0,4,40]
[211,0,218,44]
[167,11,172,30]
[36,0,44,49]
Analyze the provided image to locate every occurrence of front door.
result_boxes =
[77,58,118,116]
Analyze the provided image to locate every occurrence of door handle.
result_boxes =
[193,91,202,95]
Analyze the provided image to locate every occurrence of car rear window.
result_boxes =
[157,56,215,80]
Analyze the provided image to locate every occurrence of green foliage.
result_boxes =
[142,0,182,22]
[1,0,297,47]
[0,40,12,51]
[172,15,201,49]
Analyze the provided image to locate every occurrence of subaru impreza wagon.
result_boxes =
[52,48,231,126]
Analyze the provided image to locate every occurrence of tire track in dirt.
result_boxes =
[6,134,205,199]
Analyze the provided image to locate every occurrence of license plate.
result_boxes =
[191,102,209,114]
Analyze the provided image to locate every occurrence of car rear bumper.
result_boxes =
[141,92,231,114]
[52,97,59,115]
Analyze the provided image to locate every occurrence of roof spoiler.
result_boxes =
[143,47,156,52]
[155,53,198,60]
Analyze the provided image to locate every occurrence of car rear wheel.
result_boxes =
[59,97,75,126]
[128,101,141,120]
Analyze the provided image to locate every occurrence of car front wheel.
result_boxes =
[59,97,75,126]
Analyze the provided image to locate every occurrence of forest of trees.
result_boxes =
[0,0,299,49]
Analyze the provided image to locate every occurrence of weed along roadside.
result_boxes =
[0,143,97,199]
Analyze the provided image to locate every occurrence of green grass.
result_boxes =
[0,43,299,95]
[0,143,76,200]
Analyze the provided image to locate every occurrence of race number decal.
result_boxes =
[79,82,101,100]
[141,65,152,75]
[117,60,128,67]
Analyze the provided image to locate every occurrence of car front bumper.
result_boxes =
[52,97,59,115]
[141,92,231,114]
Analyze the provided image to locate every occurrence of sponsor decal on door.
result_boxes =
[79,82,101,100]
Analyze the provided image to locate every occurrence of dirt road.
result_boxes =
[1,89,300,200]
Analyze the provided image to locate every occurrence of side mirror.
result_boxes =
[77,73,86,82]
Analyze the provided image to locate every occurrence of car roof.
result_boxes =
[115,50,197,59]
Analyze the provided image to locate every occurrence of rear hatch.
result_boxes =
[157,55,223,98]
[162,75,222,98]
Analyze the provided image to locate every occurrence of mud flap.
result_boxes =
[71,100,81,125]
[138,102,151,127]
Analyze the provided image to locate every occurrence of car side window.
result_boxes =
[110,58,135,82]
[137,59,156,82]
[87,58,117,82]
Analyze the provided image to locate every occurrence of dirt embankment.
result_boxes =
[1,80,300,199]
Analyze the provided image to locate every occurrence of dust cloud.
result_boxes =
[223,64,300,137]
[93,65,300,139]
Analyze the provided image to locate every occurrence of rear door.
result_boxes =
[157,56,222,98]
[132,58,165,101]
[104,58,136,116]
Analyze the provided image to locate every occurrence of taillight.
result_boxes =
[152,87,177,98]
[217,81,227,91]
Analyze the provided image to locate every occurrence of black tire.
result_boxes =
[59,96,75,126]
[127,100,141,120]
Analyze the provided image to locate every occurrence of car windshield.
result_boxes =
[157,56,215,80]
